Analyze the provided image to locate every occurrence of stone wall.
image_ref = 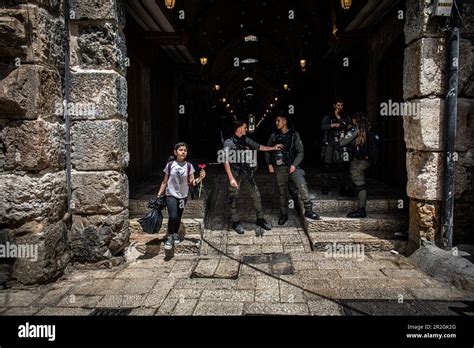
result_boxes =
[0,1,69,284]
[0,0,130,284]
[403,0,474,252]
[67,0,130,262]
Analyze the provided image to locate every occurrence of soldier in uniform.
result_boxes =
[338,113,371,218]
[266,114,320,225]
[320,97,351,195]
[223,119,283,234]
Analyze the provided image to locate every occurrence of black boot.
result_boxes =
[347,208,367,218]
[231,222,245,234]
[256,218,272,231]
[304,205,320,220]
[278,214,288,225]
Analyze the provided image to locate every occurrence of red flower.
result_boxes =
[198,164,207,169]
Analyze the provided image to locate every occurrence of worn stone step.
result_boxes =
[310,231,408,252]
[129,199,206,219]
[129,218,203,236]
[312,198,404,213]
[305,213,408,233]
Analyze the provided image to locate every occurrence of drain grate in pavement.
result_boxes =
[242,253,294,276]
[89,308,133,316]
[339,300,474,316]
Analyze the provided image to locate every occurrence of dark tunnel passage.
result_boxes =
[124,0,407,190]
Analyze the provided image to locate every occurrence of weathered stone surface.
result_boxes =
[0,65,62,120]
[69,210,130,262]
[69,72,127,120]
[0,172,66,225]
[71,171,128,215]
[409,244,474,292]
[406,151,443,201]
[456,98,474,152]
[459,39,473,98]
[403,98,444,151]
[404,0,447,44]
[404,37,446,100]
[73,21,127,73]
[70,0,126,26]
[71,120,129,171]
[10,220,71,285]
[408,200,441,249]
[0,6,64,65]
[2,120,64,171]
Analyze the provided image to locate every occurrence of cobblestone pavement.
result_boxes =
[1,232,473,316]
[1,172,472,316]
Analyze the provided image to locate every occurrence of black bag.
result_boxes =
[138,209,163,234]
[366,129,382,165]
[138,197,166,234]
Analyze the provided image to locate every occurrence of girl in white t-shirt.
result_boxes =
[157,143,206,250]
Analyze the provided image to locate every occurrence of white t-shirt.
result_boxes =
[164,161,195,199]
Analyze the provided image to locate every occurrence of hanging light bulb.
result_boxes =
[340,0,352,11]
[165,0,176,9]
[283,84,289,90]
[222,98,227,103]
[200,57,208,66]
[213,84,220,92]
[275,97,279,101]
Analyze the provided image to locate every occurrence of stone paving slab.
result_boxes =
[193,301,243,316]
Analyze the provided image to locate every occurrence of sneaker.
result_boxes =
[172,233,181,246]
[164,235,174,250]
[232,222,245,235]
[278,214,288,226]
[256,218,272,231]
[347,208,367,219]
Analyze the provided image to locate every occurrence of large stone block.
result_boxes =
[0,172,67,225]
[459,39,473,98]
[404,37,446,100]
[71,120,129,171]
[0,6,64,66]
[7,220,71,285]
[404,0,446,44]
[2,120,65,171]
[408,199,441,245]
[403,98,472,152]
[69,210,130,262]
[403,98,444,151]
[406,151,443,201]
[70,0,126,26]
[456,98,474,152]
[72,21,127,73]
[0,65,62,120]
[69,71,127,120]
[71,171,128,215]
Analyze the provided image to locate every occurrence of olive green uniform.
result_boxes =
[223,136,264,223]
[266,131,313,215]
[339,128,370,209]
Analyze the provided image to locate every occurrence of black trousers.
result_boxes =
[166,196,187,235]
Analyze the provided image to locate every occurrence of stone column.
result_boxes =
[0,2,70,284]
[67,0,130,262]
[403,0,474,253]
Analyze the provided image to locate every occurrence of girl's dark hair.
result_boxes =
[174,142,189,151]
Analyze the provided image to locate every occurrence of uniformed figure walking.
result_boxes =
[320,97,352,196]
[266,114,320,225]
[338,113,371,218]
[223,119,283,234]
